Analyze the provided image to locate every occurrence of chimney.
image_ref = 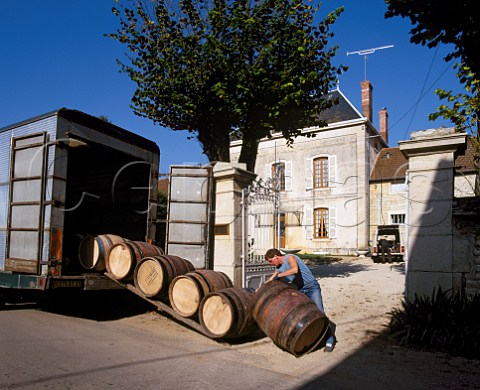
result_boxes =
[361,80,373,122]
[379,107,388,144]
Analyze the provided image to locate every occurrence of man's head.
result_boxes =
[265,248,283,266]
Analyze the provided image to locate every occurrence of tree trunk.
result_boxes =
[238,135,260,172]
[197,128,231,164]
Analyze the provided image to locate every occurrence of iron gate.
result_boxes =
[241,178,279,289]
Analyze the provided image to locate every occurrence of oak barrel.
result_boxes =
[199,287,258,339]
[169,270,233,318]
[134,255,195,299]
[106,241,164,281]
[253,280,329,356]
[78,234,126,272]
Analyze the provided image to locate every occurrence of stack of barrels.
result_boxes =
[78,233,126,272]
[78,234,258,341]
[78,235,329,355]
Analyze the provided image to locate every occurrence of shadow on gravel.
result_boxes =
[295,330,480,390]
[309,258,406,279]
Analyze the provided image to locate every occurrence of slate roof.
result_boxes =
[317,89,363,124]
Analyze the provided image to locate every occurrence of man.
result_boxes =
[379,236,393,263]
[265,248,335,352]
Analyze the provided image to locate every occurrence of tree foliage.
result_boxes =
[429,64,479,137]
[385,0,480,187]
[109,0,346,171]
[385,0,480,79]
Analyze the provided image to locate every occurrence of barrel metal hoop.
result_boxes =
[96,237,105,262]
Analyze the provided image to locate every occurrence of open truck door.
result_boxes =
[0,109,160,302]
[371,225,405,263]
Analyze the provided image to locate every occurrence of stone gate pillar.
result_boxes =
[212,162,256,287]
[399,129,466,299]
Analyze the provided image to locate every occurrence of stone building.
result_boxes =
[369,147,408,256]
[368,134,477,262]
[454,136,478,197]
[230,81,388,254]
[399,128,472,298]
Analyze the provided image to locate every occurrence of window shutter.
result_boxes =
[329,207,337,238]
[265,163,271,181]
[285,161,292,191]
[329,155,337,187]
[305,158,313,190]
[305,206,313,240]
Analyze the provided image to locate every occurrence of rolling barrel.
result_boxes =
[106,241,164,281]
[134,255,195,299]
[199,287,258,339]
[253,280,329,357]
[169,270,233,318]
[78,234,126,272]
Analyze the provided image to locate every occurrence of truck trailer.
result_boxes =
[0,108,160,304]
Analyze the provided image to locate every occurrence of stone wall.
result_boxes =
[453,197,480,296]
[399,130,467,299]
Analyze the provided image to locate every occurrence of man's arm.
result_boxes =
[277,255,299,278]
[266,270,279,282]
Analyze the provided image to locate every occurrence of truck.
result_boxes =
[371,224,405,263]
[0,108,160,305]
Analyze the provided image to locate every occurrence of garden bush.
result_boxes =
[387,288,480,359]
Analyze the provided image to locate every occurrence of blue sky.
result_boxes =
[1,1,459,172]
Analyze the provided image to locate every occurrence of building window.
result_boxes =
[272,162,285,191]
[314,208,329,238]
[390,214,405,224]
[313,157,329,188]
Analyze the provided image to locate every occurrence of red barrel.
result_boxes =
[253,281,329,356]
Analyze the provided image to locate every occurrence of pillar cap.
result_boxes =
[212,161,257,181]
[399,132,467,158]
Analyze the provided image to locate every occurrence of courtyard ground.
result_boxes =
[123,255,480,389]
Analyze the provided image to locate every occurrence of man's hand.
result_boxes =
[266,273,279,282]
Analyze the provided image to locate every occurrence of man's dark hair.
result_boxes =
[265,248,282,260]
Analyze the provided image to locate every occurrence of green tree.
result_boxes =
[429,64,479,138]
[385,0,480,79]
[98,115,112,123]
[429,64,480,194]
[109,0,346,171]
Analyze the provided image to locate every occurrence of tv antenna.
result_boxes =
[347,45,394,80]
